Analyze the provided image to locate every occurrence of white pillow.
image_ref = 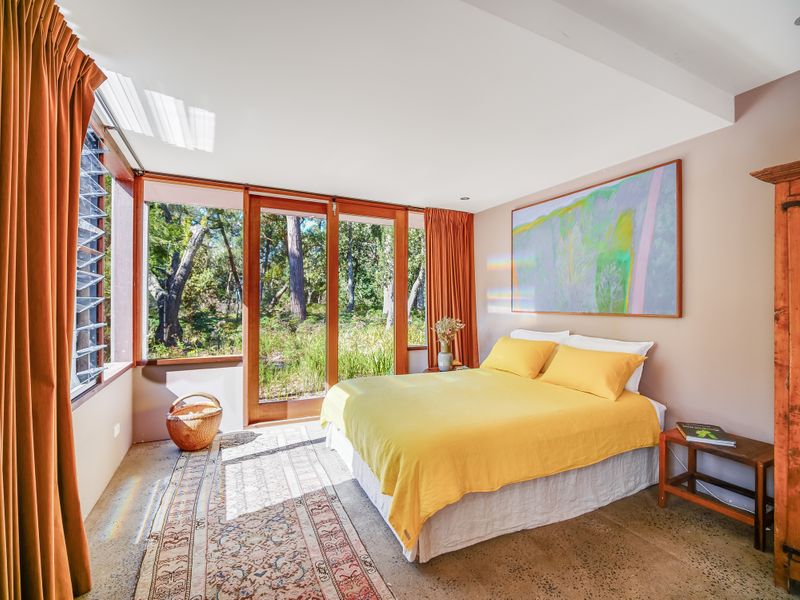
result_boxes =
[510,329,570,344]
[563,334,654,393]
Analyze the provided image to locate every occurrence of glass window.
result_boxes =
[108,178,134,365]
[407,216,426,347]
[143,182,243,359]
[338,215,395,379]
[71,128,110,397]
[259,209,327,402]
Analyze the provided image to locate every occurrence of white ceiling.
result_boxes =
[59,0,800,212]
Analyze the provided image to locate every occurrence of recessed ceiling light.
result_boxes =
[460,196,470,201]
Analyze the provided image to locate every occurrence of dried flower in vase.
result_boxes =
[434,317,465,345]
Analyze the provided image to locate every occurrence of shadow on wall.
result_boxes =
[132,362,244,443]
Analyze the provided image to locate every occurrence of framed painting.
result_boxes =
[511,159,682,317]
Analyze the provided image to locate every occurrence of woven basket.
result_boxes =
[166,392,223,451]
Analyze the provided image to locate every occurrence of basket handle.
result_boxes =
[169,392,221,414]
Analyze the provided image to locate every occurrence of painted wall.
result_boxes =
[72,369,133,518]
[474,71,800,505]
[409,348,428,373]
[132,363,244,442]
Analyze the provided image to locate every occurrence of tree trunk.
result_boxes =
[162,223,207,345]
[407,263,424,321]
[260,238,270,307]
[286,215,307,320]
[381,228,394,328]
[346,222,356,313]
[384,276,394,329]
[268,282,288,311]
[149,273,166,344]
[215,215,242,302]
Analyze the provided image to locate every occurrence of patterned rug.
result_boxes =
[134,426,394,599]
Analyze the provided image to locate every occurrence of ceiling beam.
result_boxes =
[461,0,734,123]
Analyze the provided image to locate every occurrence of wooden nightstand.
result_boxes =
[658,427,774,550]
[424,364,469,373]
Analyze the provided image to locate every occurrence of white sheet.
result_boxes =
[647,398,667,430]
[326,396,664,562]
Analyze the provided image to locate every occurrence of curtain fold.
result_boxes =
[424,208,479,369]
[1,1,105,597]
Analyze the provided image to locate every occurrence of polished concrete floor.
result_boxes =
[80,425,789,599]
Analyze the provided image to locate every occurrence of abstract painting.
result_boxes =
[512,160,681,316]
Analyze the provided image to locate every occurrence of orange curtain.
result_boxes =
[424,208,479,369]
[1,1,105,597]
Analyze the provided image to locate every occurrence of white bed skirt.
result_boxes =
[326,425,659,563]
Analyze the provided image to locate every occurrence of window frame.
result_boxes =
[71,125,136,403]
[139,184,245,363]
[133,172,424,424]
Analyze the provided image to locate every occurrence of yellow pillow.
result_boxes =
[480,337,557,378]
[539,345,646,400]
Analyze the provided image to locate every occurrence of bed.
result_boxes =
[320,367,665,563]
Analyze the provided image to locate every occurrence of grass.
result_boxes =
[259,307,426,402]
[147,317,242,359]
[148,304,426,402]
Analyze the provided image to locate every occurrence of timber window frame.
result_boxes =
[71,123,139,401]
[139,179,244,363]
[243,194,410,423]
[133,172,422,424]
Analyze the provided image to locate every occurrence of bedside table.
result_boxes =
[424,364,469,373]
[658,427,774,550]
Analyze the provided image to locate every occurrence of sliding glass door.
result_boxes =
[246,196,329,421]
[245,194,409,423]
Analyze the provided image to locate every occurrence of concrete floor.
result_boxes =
[80,425,790,599]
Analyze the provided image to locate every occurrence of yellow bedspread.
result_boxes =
[320,368,661,551]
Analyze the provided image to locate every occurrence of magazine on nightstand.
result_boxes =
[676,422,737,447]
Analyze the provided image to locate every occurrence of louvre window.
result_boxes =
[71,128,109,397]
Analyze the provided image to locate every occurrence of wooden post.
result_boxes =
[326,200,339,388]
[751,161,800,589]
[243,188,259,427]
[658,431,668,508]
[756,462,767,551]
[132,175,144,364]
[394,208,409,374]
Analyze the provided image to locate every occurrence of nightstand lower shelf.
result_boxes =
[658,427,774,551]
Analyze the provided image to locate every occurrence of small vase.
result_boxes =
[438,340,453,372]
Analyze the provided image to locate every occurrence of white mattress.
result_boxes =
[325,398,666,563]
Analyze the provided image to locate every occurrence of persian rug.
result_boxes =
[134,426,394,599]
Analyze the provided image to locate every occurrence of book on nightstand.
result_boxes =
[676,422,737,447]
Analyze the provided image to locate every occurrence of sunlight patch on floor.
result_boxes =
[220,427,330,521]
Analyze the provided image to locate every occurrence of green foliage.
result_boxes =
[337,311,394,379]
[408,227,427,346]
[146,202,243,357]
[146,204,428,395]
[338,220,394,313]
[259,309,327,401]
[103,174,113,362]
[258,310,426,402]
